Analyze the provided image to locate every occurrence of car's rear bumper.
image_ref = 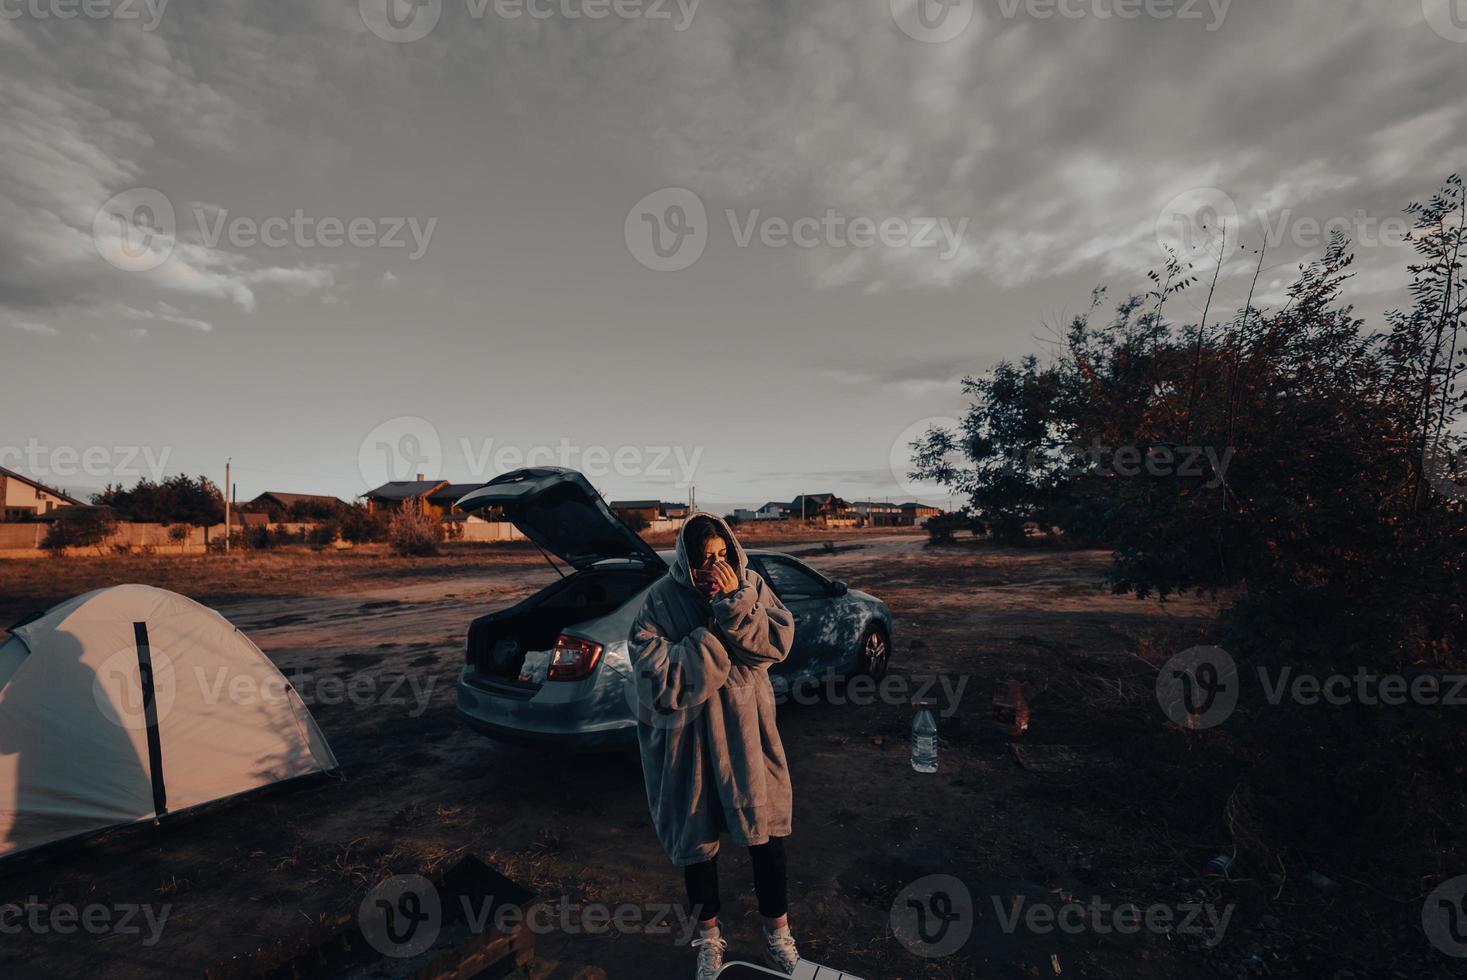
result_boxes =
[455,666,637,752]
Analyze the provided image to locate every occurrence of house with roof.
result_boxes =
[788,493,851,521]
[610,500,661,526]
[0,467,83,522]
[364,479,489,520]
[901,502,942,525]
[248,492,347,519]
[851,500,904,526]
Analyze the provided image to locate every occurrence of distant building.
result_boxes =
[362,475,448,516]
[901,502,943,525]
[0,467,83,522]
[610,500,661,525]
[427,483,487,517]
[755,502,790,520]
[249,492,347,518]
[851,500,904,527]
[788,493,850,521]
[660,502,690,520]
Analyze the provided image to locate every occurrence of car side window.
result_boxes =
[758,557,828,598]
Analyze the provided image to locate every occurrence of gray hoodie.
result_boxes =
[628,514,796,867]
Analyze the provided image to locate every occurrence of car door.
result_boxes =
[748,555,844,684]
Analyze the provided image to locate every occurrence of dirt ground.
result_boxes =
[0,530,1448,979]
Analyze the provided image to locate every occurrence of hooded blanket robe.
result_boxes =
[628,514,796,866]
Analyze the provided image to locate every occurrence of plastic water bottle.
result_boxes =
[911,699,938,773]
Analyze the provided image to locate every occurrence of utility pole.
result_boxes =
[224,458,231,554]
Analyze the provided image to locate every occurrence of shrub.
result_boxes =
[388,508,443,557]
[340,504,388,544]
[308,519,341,548]
[41,509,117,555]
[923,512,972,545]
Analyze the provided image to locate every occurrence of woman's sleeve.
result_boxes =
[710,572,795,670]
[628,598,731,716]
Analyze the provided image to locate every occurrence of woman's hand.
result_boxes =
[711,559,741,597]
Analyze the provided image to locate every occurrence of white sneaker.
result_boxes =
[692,934,727,980]
[763,927,801,975]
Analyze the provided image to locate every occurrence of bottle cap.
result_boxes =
[912,698,935,708]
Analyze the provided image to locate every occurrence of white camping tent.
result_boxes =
[0,584,337,859]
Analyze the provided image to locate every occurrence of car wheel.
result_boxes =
[857,623,891,680]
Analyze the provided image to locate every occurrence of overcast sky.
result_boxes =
[2,0,1464,511]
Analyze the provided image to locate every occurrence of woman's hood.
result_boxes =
[669,512,749,593]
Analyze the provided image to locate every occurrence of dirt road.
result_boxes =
[0,535,1432,979]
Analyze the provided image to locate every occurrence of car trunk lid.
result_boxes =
[455,467,667,571]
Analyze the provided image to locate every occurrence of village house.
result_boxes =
[0,467,83,522]
[363,478,485,519]
[788,493,851,521]
[610,500,661,526]
[248,492,347,519]
[851,500,905,526]
[901,502,943,525]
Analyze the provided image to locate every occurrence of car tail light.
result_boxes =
[548,634,604,681]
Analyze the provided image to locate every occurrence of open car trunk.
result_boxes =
[466,566,657,690]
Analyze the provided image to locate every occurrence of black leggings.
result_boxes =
[684,836,788,921]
